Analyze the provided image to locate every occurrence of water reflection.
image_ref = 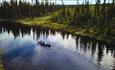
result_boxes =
[0,21,115,70]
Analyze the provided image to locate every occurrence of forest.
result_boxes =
[0,0,115,70]
[0,0,115,45]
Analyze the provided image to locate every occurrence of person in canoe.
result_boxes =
[38,41,51,48]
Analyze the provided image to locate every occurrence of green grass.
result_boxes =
[17,14,68,29]
[17,15,95,37]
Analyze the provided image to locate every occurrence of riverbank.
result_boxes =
[15,16,115,46]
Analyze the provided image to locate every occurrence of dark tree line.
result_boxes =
[0,0,115,31]
[0,0,59,19]
[51,0,115,37]
[53,0,115,24]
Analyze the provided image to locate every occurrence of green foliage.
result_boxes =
[51,1,115,38]
[0,0,58,19]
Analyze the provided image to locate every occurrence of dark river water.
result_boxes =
[0,21,115,70]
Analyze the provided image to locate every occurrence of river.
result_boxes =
[0,21,115,70]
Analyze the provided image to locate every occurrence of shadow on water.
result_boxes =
[0,21,115,70]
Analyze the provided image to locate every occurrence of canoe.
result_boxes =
[38,41,51,48]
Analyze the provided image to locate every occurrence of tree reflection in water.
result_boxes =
[0,21,115,70]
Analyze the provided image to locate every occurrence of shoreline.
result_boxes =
[0,19,114,46]
[17,20,114,46]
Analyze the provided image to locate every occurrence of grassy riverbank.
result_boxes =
[16,15,115,46]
